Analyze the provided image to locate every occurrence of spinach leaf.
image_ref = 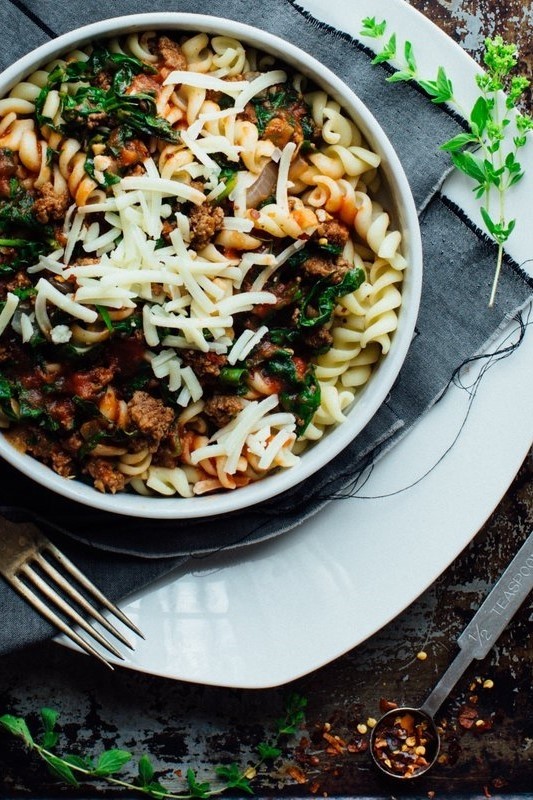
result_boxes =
[265,350,321,435]
[0,375,59,431]
[0,181,45,233]
[269,328,301,346]
[121,367,151,398]
[0,238,50,272]
[281,372,320,435]
[84,157,121,188]
[36,48,179,144]
[251,86,315,140]
[299,268,365,328]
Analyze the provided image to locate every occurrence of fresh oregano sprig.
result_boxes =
[0,694,307,798]
[360,17,533,306]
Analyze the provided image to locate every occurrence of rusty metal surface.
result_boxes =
[409,0,533,105]
[1,453,532,797]
[1,1,533,797]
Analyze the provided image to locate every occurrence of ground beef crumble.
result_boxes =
[33,182,70,224]
[203,395,243,427]
[156,36,188,71]
[315,219,351,249]
[181,350,227,384]
[85,458,126,494]
[189,203,224,249]
[301,255,351,283]
[11,426,74,478]
[127,391,175,448]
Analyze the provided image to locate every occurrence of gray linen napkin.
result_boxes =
[0,0,532,654]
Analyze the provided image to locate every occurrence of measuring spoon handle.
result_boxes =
[421,529,533,720]
[457,528,533,658]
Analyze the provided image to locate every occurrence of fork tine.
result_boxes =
[44,542,144,638]
[10,573,115,670]
[35,554,134,650]
[18,563,125,661]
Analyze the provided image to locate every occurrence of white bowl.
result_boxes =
[0,13,422,519]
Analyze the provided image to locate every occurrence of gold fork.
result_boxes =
[0,514,144,668]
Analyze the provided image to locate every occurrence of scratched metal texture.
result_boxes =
[0,0,533,797]
[1,456,532,797]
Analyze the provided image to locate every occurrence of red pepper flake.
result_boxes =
[322,731,346,753]
[347,735,368,753]
[458,704,479,730]
[379,698,398,713]
[287,765,308,784]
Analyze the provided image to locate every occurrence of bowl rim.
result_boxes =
[0,12,423,519]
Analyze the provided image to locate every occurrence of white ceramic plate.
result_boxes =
[58,0,533,686]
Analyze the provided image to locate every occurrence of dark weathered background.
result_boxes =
[1,1,532,797]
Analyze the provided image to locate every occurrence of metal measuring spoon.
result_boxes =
[370,528,533,779]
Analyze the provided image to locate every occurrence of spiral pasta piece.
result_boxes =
[119,449,153,477]
[145,465,195,496]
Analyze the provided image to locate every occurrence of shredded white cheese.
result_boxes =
[35,279,98,325]
[162,71,249,93]
[190,395,298,475]
[0,293,19,336]
[234,70,287,110]
[50,324,72,344]
[228,325,268,365]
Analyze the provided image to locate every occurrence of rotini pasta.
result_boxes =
[0,28,407,499]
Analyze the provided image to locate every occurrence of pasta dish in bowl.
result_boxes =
[0,14,422,519]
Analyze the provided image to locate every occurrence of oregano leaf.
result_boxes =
[257,742,282,760]
[371,33,396,64]
[436,66,454,100]
[41,730,59,749]
[216,764,254,795]
[95,748,132,775]
[42,753,79,786]
[186,768,212,798]
[40,708,59,733]
[470,96,489,136]
[146,781,169,798]
[138,754,155,786]
[360,17,387,38]
[0,714,34,747]
[404,40,417,73]
[417,78,439,97]
[439,133,478,152]
[509,171,524,186]
[63,753,93,770]
[480,206,496,234]
[386,70,414,84]
[450,151,487,184]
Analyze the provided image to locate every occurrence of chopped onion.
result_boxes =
[246,161,278,209]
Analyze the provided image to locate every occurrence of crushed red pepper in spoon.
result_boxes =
[371,707,439,778]
[369,529,533,779]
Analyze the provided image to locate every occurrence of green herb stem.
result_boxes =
[489,242,505,308]
[360,19,532,306]
[0,694,307,799]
